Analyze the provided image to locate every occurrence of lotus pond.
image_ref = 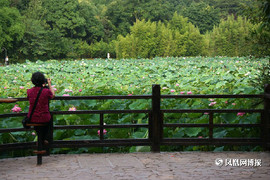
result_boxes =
[0,57,267,156]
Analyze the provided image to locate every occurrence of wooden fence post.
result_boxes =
[151,84,161,152]
[100,113,104,140]
[209,112,214,142]
[264,84,270,151]
[48,102,53,155]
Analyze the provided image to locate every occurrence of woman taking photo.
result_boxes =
[27,72,55,147]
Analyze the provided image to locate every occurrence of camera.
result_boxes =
[43,79,49,88]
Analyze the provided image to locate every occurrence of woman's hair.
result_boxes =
[31,72,47,87]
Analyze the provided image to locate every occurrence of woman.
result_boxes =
[27,72,55,146]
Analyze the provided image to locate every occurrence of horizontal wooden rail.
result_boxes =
[0,113,27,118]
[163,123,261,128]
[0,84,269,154]
[10,93,265,102]
[52,109,151,115]
[0,127,33,133]
[0,139,151,151]
[0,142,36,150]
[54,124,149,130]
[162,109,263,113]
[162,138,263,146]
[13,95,152,102]
[54,95,152,100]
[52,139,151,148]
[161,94,264,99]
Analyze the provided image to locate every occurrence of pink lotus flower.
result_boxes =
[237,112,245,116]
[176,84,179,86]
[128,94,132,96]
[187,91,192,94]
[64,89,73,92]
[79,89,82,92]
[4,87,7,89]
[63,94,70,96]
[209,102,217,106]
[69,107,77,111]
[11,105,22,113]
[225,101,228,104]
[209,99,215,102]
[232,103,236,106]
[170,89,175,93]
[32,132,36,136]
[98,129,107,136]
[180,91,185,94]
[198,136,203,138]
[53,88,57,91]
[19,86,24,89]
[204,112,209,115]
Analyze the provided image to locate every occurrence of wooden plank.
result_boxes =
[162,138,263,146]
[162,109,263,113]
[151,84,161,152]
[163,123,261,128]
[53,95,152,100]
[161,94,264,99]
[51,110,151,115]
[0,98,18,103]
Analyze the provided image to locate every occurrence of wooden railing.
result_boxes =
[0,84,269,153]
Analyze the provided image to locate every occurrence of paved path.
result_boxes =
[0,152,270,180]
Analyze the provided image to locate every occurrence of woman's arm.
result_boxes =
[47,78,55,98]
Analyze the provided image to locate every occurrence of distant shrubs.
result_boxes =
[69,14,269,59]
[115,13,206,59]
[113,14,268,59]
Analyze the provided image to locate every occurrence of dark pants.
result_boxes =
[34,120,53,145]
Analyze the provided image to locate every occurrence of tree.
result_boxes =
[0,0,24,52]
[42,0,86,38]
[140,0,172,22]
[115,13,206,59]
[105,0,177,40]
[207,15,255,56]
[17,0,70,59]
[242,0,270,57]
[155,22,175,57]
[182,2,220,34]
[9,0,30,12]
[116,19,158,59]
[78,1,105,43]
[105,0,134,39]
[169,13,206,56]
[261,0,270,28]
[210,0,248,18]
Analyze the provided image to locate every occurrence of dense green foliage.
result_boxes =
[0,0,269,61]
[0,57,267,156]
[181,1,221,34]
[206,15,257,57]
[0,0,24,50]
[116,14,206,58]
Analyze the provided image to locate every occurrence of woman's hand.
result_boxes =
[47,78,55,98]
[47,78,52,86]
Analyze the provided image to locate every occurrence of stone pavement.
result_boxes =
[0,152,270,180]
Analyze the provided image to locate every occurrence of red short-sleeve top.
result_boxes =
[27,87,53,123]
